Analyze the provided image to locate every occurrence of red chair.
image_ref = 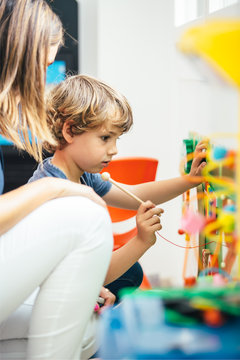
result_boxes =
[101,157,159,289]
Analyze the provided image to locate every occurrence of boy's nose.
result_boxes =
[109,143,118,155]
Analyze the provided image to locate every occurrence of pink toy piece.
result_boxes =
[212,273,227,287]
[94,303,100,312]
[180,209,206,235]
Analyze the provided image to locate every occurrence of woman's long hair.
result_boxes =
[0,0,63,161]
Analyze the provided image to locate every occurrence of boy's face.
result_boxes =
[64,123,122,175]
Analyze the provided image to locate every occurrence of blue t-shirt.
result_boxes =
[0,146,4,194]
[28,157,112,197]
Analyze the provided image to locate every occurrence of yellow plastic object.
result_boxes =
[204,213,235,238]
[177,19,240,87]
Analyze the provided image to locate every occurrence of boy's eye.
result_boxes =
[101,135,110,141]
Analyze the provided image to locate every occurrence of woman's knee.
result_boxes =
[3,196,113,258]
[54,197,113,254]
[62,196,113,249]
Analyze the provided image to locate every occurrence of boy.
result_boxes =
[29,74,206,303]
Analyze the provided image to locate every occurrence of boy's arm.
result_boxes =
[103,141,207,210]
[104,176,199,210]
[103,201,162,285]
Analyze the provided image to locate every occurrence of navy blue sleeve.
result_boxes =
[81,173,112,197]
[0,146,4,194]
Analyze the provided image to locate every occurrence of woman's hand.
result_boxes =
[136,200,163,246]
[48,177,107,208]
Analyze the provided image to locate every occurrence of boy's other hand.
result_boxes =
[95,286,116,314]
[136,200,163,246]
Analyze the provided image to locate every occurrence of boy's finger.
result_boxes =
[138,202,164,220]
[195,144,207,153]
[192,151,206,165]
[138,200,155,213]
[141,207,164,222]
[148,214,161,225]
[146,216,162,231]
[153,223,162,232]
[153,207,164,216]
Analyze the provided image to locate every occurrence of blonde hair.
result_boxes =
[44,74,133,153]
[0,0,63,161]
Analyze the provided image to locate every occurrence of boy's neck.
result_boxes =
[51,150,84,183]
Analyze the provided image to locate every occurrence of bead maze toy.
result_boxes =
[180,133,237,282]
[98,19,240,359]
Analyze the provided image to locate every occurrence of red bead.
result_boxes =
[178,229,185,235]
[203,309,224,327]
[184,276,196,287]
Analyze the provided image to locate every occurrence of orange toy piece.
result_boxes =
[203,308,225,327]
[101,157,159,289]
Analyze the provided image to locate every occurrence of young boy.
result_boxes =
[29,74,206,304]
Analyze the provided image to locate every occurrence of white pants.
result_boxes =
[0,197,113,359]
[0,291,100,360]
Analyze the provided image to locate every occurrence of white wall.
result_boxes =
[77,0,239,286]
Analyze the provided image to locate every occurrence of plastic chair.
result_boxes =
[101,157,159,289]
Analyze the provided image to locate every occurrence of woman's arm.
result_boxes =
[0,177,106,236]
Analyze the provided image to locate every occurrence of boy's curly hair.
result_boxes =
[44,74,133,153]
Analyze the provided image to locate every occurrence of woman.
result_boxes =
[0,1,113,359]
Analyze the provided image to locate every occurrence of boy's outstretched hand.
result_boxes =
[136,200,163,246]
[189,140,208,181]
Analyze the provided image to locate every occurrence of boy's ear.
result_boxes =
[62,121,74,144]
